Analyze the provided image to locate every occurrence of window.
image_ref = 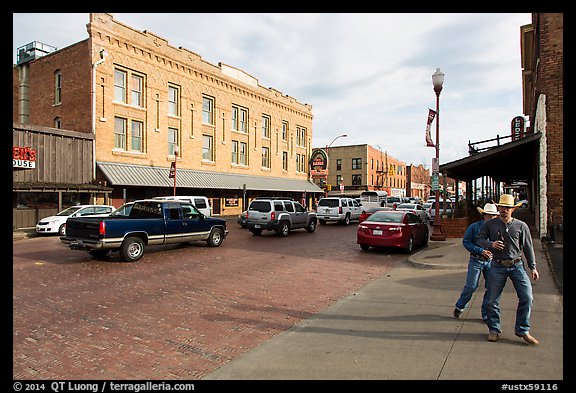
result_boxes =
[114,117,127,149]
[131,74,143,107]
[296,126,306,147]
[336,175,342,185]
[202,96,214,125]
[168,128,179,155]
[352,174,362,185]
[232,105,248,132]
[231,140,239,164]
[131,120,143,152]
[114,69,127,103]
[54,117,61,129]
[168,84,179,116]
[262,115,271,138]
[54,70,61,105]
[202,135,213,161]
[283,201,294,212]
[239,142,247,165]
[352,158,362,170]
[283,151,288,170]
[336,159,342,171]
[262,147,270,168]
[282,121,288,140]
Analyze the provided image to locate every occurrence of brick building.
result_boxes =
[13,13,322,220]
[521,13,563,239]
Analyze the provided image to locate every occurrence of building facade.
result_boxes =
[13,13,322,221]
[315,144,408,197]
[521,13,563,239]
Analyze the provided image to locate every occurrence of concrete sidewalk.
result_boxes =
[204,237,563,380]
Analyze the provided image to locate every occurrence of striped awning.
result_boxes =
[97,162,323,193]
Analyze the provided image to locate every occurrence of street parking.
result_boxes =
[13,220,410,380]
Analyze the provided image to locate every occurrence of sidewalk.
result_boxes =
[204,237,563,380]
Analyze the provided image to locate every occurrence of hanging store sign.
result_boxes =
[511,116,525,141]
[13,146,36,168]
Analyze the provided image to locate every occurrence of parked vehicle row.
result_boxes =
[245,197,317,236]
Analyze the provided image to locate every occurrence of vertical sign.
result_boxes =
[511,116,525,141]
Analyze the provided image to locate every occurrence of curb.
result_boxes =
[407,240,467,270]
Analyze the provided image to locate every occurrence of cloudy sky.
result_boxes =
[13,13,532,168]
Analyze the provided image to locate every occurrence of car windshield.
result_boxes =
[56,206,83,216]
[318,199,339,208]
[397,204,416,209]
[111,203,133,216]
[365,211,404,223]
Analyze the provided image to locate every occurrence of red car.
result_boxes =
[359,206,393,223]
[357,210,429,253]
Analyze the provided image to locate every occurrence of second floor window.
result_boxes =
[336,159,342,171]
[262,147,270,168]
[231,140,239,164]
[352,174,362,185]
[262,115,271,139]
[203,96,214,125]
[352,158,362,170]
[168,127,179,155]
[168,85,179,116]
[239,142,247,165]
[202,135,213,161]
[114,117,127,149]
[54,70,61,105]
[131,121,143,152]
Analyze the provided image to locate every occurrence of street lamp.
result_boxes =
[173,145,179,196]
[430,68,446,241]
[325,134,347,195]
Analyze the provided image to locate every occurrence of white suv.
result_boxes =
[316,197,362,225]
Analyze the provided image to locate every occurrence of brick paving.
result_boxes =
[13,222,405,380]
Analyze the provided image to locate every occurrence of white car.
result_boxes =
[316,197,362,225]
[395,203,429,223]
[36,204,116,235]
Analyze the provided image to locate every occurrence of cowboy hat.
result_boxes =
[477,203,499,215]
[495,194,523,208]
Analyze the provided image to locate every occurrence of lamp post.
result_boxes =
[172,145,179,196]
[430,68,446,241]
[325,134,347,195]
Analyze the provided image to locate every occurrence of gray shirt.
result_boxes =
[476,217,536,270]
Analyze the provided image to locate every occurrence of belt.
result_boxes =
[494,257,522,267]
[470,253,489,261]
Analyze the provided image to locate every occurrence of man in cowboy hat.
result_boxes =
[453,203,499,320]
[477,194,540,345]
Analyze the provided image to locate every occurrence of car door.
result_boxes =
[181,203,211,242]
[292,202,308,228]
[164,203,184,244]
[351,199,362,220]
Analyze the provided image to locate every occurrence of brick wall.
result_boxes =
[535,13,563,232]
[439,216,474,238]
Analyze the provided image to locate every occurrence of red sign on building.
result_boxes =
[511,116,525,141]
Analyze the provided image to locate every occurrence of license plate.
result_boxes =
[254,225,261,228]
[373,229,383,235]
[324,217,330,220]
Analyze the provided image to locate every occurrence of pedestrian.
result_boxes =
[476,194,540,345]
[453,203,499,320]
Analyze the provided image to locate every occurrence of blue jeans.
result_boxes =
[485,261,533,335]
[455,256,491,319]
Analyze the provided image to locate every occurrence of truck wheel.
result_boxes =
[59,224,66,236]
[88,249,110,259]
[276,221,290,237]
[206,228,224,247]
[305,219,317,233]
[250,228,263,236]
[120,236,145,262]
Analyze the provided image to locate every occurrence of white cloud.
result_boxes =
[13,12,532,168]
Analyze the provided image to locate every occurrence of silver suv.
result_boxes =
[316,197,362,225]
[246,198,317,236]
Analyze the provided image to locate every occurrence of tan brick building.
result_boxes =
[317,144,408,197]
[13,13,322,218]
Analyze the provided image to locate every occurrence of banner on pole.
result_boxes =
[425,109,436,147]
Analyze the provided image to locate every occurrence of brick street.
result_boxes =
[13,221,408,379]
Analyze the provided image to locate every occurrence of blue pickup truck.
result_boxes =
[61,199,228,262]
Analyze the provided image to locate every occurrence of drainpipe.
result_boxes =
[92,49,107,180]
[18,63,30,124]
